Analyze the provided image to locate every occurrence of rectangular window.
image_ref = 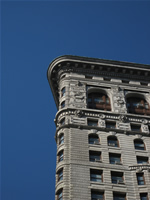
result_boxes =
[137,156,148,164]
[61,87,65,97]
[91,190,104,200]
[90,169,103,183]
[58,169,63,182]
[106,121,116,129]
[88,119,98,127]
[111,171,124,184]
[109,153,121,165]
[140,193,149,200]
[137,173,145,185]
[89,151,101,162]
[134,140,145,150]
[131,124,141,132]
[58,150,64,162]
[113,192,126,200]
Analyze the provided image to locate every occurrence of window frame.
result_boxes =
[109,153,122,165]
[59,133,64,145]
[89,134,100,145]
[58,150,64,162]
[88,92,111,111]
[90,169,103,183]
[126,96,150,116]
[106,121,116,129]
[134,139,145,150]
[87,119,98,127]
[58,168,63,182]
[91,190,104,200]
[113,192,126,200]
[57,189,63,200]
[108,136,119,147]
[136,173,145,185]
[61,101,65,109]
[137,156,148,164]
[111,171,124,184]
[89,151,101,162]
[131,124,141,132]
[61,87,65,97]
[140,193,149,200]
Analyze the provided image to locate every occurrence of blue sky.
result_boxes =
[1,1,150,200]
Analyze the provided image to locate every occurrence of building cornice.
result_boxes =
[47,55,150,108]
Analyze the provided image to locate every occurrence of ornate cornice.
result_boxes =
[129,164,150,172]
[47,55,150,108]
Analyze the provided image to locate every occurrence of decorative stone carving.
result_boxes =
[111,86,127,114]
[109,131,116,135]
[99,119,106,128]
[76,81,82,86]
[99,114,105,119]
[116,122,130,131]
[69,81,86,108]
[137,134,142,139]
[142,119,148,125]
[129,164,150,171]
[117,99,125,106]
[112,86,120,92]
[75,110,84,117]
[88,129,97,134]
[141,124,149,134]
[119,115,127,122]
[70,116,86,125]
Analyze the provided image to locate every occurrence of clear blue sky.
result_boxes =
[1,1,150,200]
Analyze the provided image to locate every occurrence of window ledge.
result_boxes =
[108,146,121,150]
[135,150,147,153]
[90,181,104,186]
[137,185,147,188]
[112,183,126,188]
[89,144,102,147]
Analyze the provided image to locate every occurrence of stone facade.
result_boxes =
[47,55,150,200]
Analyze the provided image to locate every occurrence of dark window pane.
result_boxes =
[110,153,121,164]
[108,136,119,147]
[90,169,103,183]
[61,87,65,97]
[58,151,64,162]
[59,134,64,145]
[137,156,148,164]
[131,124,141,132]
[126,97,150,116]
[137,173,145,185]
[134,139,145,150]
[106,121,116,129]
[140,193,148,200]
[88,120,98,127]
[88,92,111,111]
[113,193,126,200]
[91,190,104,200]
[89,135,99,145]
[111,172,124,184]
[89,151,101,162]
[58,169,63,181]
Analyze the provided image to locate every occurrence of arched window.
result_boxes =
[126,96,150,115]
[88,92,111,111]
[57,189,63,200]
[108,136,119,147]
[89,134,100,145]
[134,139,145,150]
